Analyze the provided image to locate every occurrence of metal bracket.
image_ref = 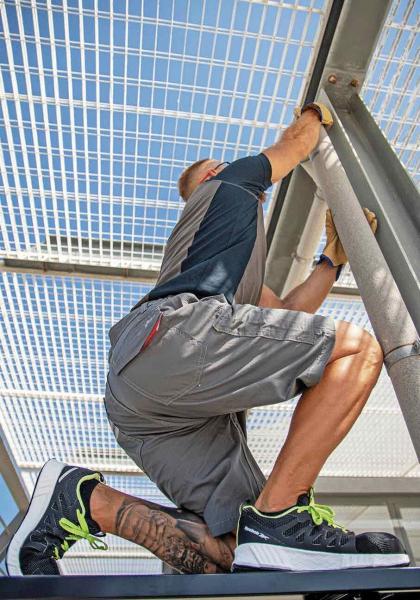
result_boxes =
[384,340,420,371]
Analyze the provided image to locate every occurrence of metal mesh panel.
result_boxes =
[0,0,329,268]
[59,556,162,575]
[0,272,151,392]
[362,0,419,185]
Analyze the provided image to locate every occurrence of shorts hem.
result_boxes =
[207,512,240,537]
[305,327,336,387]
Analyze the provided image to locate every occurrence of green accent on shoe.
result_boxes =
[244,488,347,532]
[296,489,347,531]
[52,473,108,560]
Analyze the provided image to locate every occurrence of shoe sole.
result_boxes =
[6,459,66,576]
[233,542,410,572]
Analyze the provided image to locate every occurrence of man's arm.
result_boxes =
[258,261,338,314]
[262,109,321,183]
[259,208,377,313]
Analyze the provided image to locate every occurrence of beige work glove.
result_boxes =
[322,208,378,266]
[294,102,334,128]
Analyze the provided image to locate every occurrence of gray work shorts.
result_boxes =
[105,292,336,536]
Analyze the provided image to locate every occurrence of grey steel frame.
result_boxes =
[1,568,420,599]
[266,0,420,461]
[308,117,420,460]
[322,93,420,333]
[0,429,28,511]
[265,0,394,295]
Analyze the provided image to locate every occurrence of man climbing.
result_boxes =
[7,103,409,576]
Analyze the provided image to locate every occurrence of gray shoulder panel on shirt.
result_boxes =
[154,180,222,290]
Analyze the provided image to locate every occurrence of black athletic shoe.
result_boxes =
[232,489,410,572]
[6,459,108,575]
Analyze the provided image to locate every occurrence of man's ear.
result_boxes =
[199,168,218,184]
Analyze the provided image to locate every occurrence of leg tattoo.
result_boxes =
[94,485,234,574]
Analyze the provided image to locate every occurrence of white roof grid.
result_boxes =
[0,0,329,269]
[248,369,419,478]
[0,393,134,471]
[362,0,419,185]
[1,271,417,478]
[0,272,150,393]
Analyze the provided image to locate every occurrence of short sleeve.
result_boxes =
[210,154,272,197]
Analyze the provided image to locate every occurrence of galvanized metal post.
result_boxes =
[281,186,327,295]
[309,128,420,459]
[265,0,393,298]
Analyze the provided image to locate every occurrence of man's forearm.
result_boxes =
[259,262,338,314]
[263,109,321,183]
[281,261,338,313]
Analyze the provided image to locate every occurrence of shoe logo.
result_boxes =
[244,526,269,540]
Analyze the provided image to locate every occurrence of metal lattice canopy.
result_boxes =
[1,0,419,575]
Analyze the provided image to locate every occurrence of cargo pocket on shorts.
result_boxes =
[213,305,315,345]
[119,321,207,405]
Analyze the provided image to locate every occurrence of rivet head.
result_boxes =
[350,79,359,87]
[328,74,337,84]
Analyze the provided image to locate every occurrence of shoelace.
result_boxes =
[296,488,347,531]
[52,473,108,560]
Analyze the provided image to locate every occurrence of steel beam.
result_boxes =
[309,127,420,459]
[265,0,391,297]
[265,0,346,294]
[265,166,316,294]
[318,90,420,331]
[17,464,420,495]
[0,511,25,563]
[316,477,420,496]
[1,259,159,283]
[2,569,420,599]
[318,0,393,106]
[19,463,141,475]
[0,237,162,281]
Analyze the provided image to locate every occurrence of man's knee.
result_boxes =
[328,320,383,367]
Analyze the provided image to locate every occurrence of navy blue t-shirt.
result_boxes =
[132,154,273,309]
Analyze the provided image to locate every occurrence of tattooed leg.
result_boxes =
[90,483,235,574]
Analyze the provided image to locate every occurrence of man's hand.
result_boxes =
[322,208,377,266]
[294,102,334,128]
[262,102,334,184]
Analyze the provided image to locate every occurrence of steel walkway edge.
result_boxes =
[1,567,420,599]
